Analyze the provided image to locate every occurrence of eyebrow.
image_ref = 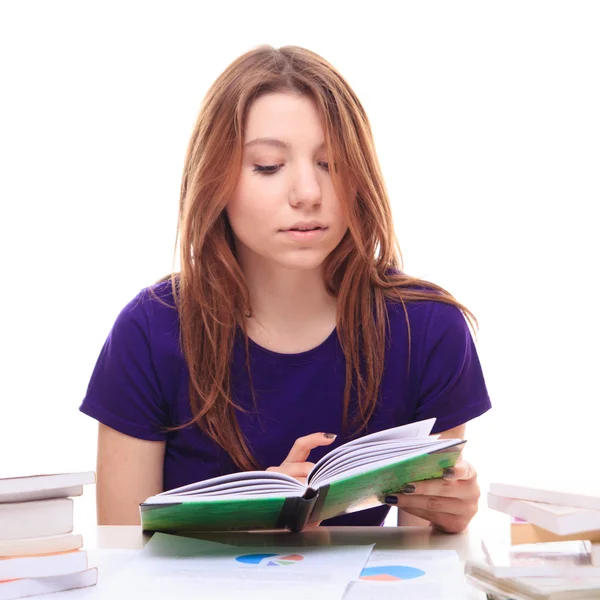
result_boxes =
[244,137,327,151]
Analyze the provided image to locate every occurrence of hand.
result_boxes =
[266,432,337,485]
[384,460,480,533]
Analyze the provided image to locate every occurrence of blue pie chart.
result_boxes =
[235,554,278,564]
[235,553,305,566]
[360,565,426,581]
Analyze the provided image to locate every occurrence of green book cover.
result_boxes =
[312,445,463,522]
[141,496,297,533]
[140,419,464,533]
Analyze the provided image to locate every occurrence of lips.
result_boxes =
[288,226,323,231]
[283,221,327,232]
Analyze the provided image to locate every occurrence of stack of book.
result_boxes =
[0,472,97,600]
[465,482,600,599]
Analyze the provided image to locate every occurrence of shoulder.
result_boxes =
[381,269,469,334]
[385,293,470,345]
[114,279,179,331]
[100,278,183,382]
[104,279,181,361]
[80,279,179,440]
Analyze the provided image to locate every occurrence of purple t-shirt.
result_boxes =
[80,281,491,526]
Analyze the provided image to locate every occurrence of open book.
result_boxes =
[140,418,465,533]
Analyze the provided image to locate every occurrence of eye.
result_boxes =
[253,164,282,175]
[319,161,330,172]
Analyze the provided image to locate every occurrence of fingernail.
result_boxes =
[323,433,337,439]
[401,484,416,494]
[443,468,455,480]
[384,495,398,505]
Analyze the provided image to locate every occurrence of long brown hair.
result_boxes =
[167,45,476,471]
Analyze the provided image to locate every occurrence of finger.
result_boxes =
[397,478,479,501]
[267,462,315,479]
[399,506,470,534]
[284,432,337,463]
[386,494,472,516]
[442,460,477,481]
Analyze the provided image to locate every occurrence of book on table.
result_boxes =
[140,418,465,533]
[0,470,96,600]
[509,517,600,545]
[465,557,600,600]
[489,481,600,512]
[0,534,84,558]
[0,472,95,504]
[0,499,75,541]
[481,537,600,578]
[488,493,600,536]
[0,472,95,542]
[0,569,98,600]
[0,550,88,580]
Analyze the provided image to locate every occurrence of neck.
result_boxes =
[239,258,337,348]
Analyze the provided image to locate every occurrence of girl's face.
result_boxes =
[226,92,349,273]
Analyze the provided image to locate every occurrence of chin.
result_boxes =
[275,253,329,272]
[280,259,326,272]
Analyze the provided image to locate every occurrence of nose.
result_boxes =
[288,164,322,209]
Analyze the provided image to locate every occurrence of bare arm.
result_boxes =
[96,423,166,525]
[397,423,466,526]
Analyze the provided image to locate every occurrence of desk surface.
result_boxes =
[93,523,487,556]
[90,510,507,554]
[87,515,509,599]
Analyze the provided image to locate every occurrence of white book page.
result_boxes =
[309,418,437,480]
[149,471,303,502]
[311,437,440,477]
[311,438,447,483]
[312,438,462,488]
[144,487,304,504]
[339,419,436,449]
[167,481,300,497]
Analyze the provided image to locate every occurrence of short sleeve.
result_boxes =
[79,292,169,440]
[413,302,491,434]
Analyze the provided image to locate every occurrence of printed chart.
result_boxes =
[235,553,305,567]
[359,565,426,581]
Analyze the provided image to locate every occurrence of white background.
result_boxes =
[1,1,598,527]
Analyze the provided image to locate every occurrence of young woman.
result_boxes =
[80,45,491,533]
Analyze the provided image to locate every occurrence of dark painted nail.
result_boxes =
[384,495,398,505]
[323,433,337,439]
[401,484,416,494]
[443,468,455,480]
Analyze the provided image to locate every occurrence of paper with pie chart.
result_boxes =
[345,549,470,600]
[137,533,373,585]
[230,547,371,579]
[360,564,426,580]
[235,553,305,567]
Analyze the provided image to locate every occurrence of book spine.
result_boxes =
[308,485,330,524]
[427,440,466,456]
[275,491,318,532]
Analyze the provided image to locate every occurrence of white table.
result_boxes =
[86,516,506,599]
